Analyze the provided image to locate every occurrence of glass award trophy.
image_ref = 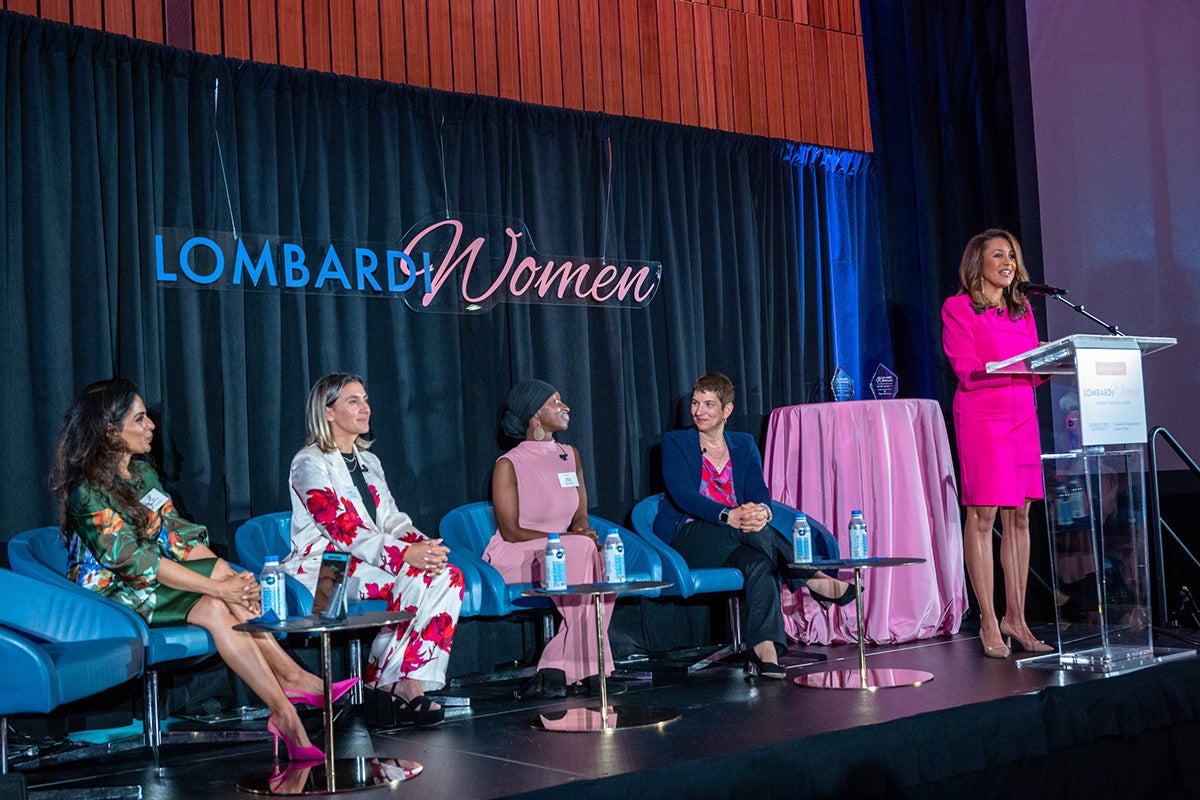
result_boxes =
[869,364,899,399]
[830,366,855,402]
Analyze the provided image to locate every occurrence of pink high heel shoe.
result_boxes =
[284,677,361,708]
[267,716,325,763]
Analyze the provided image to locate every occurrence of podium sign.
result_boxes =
[1074,346,1146,446]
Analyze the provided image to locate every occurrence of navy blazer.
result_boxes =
[652,428,771,544]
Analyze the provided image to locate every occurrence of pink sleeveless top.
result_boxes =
[501,440,580,532]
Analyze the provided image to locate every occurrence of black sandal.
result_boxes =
[398,694,445,728]
[363,687,445,729]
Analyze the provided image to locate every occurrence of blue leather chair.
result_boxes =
[0,568,144,776]
[629,494,839,671]
[233,511,483,618]
[6,527,269,765]
[436,502,663,618]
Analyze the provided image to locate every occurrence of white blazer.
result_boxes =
[284,443,425,594]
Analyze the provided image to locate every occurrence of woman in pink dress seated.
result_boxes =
[484,379,616,699]
[286,373,464,727]
[942,229,1053,659]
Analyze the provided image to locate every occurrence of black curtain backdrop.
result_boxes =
[1,11,887,547]
[860,0,1042,419]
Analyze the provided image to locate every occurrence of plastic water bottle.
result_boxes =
[603,528,627,583]
[791,514,813,564]
[1069,478,1087,519]
[259,555,288,622]
[544,533,567,590]
[1054,482,1074,528]
[848,510,869,560]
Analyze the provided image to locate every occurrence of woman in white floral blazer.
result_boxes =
[285,373,464,727]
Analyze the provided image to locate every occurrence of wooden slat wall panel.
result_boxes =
[578,0,604,112]
[675,4,698,129]
[249,0,278,66]
[103,1,134,37]
[617,1,641,119]
[353,0,381,81]
[494,0,520,100]
[426,0,454,92]
[7,0,872,151]
[692,2,717,130]
[598,0,623,115]
[192,0,222,54]
[303,1,331,73]
[134,0,164,42]
[448,0,477,95]
[637,0,661,123]
[379,0,406,84]
[710,7,734,133]
[403,1,430,88]
[557,0,584,110]
[276,0,304,68]
[515,0,540,105]
[328,0,357,79]
[655,0,679,125]
[472,0,499,97]
[537,0,563,107]
[221,0,250,59]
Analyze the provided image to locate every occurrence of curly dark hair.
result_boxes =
[49,378,151,543]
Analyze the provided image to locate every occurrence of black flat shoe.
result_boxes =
[515,668,568,700]
[809,582,858,610]
[744,652,787,679]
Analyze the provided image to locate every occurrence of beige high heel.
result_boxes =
[980,627,1011,659]
[1000,617,1054,654]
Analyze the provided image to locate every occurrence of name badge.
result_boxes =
[139,488,170,512]
[558,472,579,488]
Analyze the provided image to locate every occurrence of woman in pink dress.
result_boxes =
[483,379,615,699]
[942,229,1053,659]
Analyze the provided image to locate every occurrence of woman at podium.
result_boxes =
[942,229,1054,659]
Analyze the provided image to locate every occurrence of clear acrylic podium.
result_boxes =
[988,334,1194,674]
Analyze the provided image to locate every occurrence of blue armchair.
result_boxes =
[628,494,838,671]
[6,527,269,766]
[0,567,143,779]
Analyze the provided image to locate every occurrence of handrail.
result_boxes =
[1148,426,1200,626]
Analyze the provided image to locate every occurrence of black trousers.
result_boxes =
[671,519,816,654]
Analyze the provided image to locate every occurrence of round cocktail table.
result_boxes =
[522,580,679,732]
[234,611,420,794]
[788,558,932,690]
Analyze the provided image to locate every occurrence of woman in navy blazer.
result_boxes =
[653,372,852,678]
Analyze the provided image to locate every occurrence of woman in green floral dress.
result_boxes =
[50,378,328,762]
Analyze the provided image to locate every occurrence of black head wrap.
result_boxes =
[500,379,557,439]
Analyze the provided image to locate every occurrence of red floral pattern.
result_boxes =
[423,612,456,651]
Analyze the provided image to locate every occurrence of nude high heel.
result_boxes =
[1000,617,1054,654]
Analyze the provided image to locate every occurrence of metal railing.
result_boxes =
[1148,426,1200,628]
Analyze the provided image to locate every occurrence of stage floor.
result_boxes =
[14,625,1200,799]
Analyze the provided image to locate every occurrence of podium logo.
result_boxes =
[153,214,661,313]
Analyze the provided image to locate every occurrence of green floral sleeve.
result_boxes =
[69,483,163,591]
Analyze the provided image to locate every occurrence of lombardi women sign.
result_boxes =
[154,214,662,313]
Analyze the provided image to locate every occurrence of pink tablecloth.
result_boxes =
[764,399,967,645]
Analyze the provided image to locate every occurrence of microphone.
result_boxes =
[1017,281,1067,296]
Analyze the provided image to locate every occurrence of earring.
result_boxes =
[533,425,546,442]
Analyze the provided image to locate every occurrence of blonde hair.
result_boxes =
[305,373,373,453]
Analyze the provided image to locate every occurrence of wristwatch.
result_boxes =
[718,507,731,526]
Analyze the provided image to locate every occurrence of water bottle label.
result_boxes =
[849,525,869,559]
[545,548,567,590]
[604,545,626,583]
